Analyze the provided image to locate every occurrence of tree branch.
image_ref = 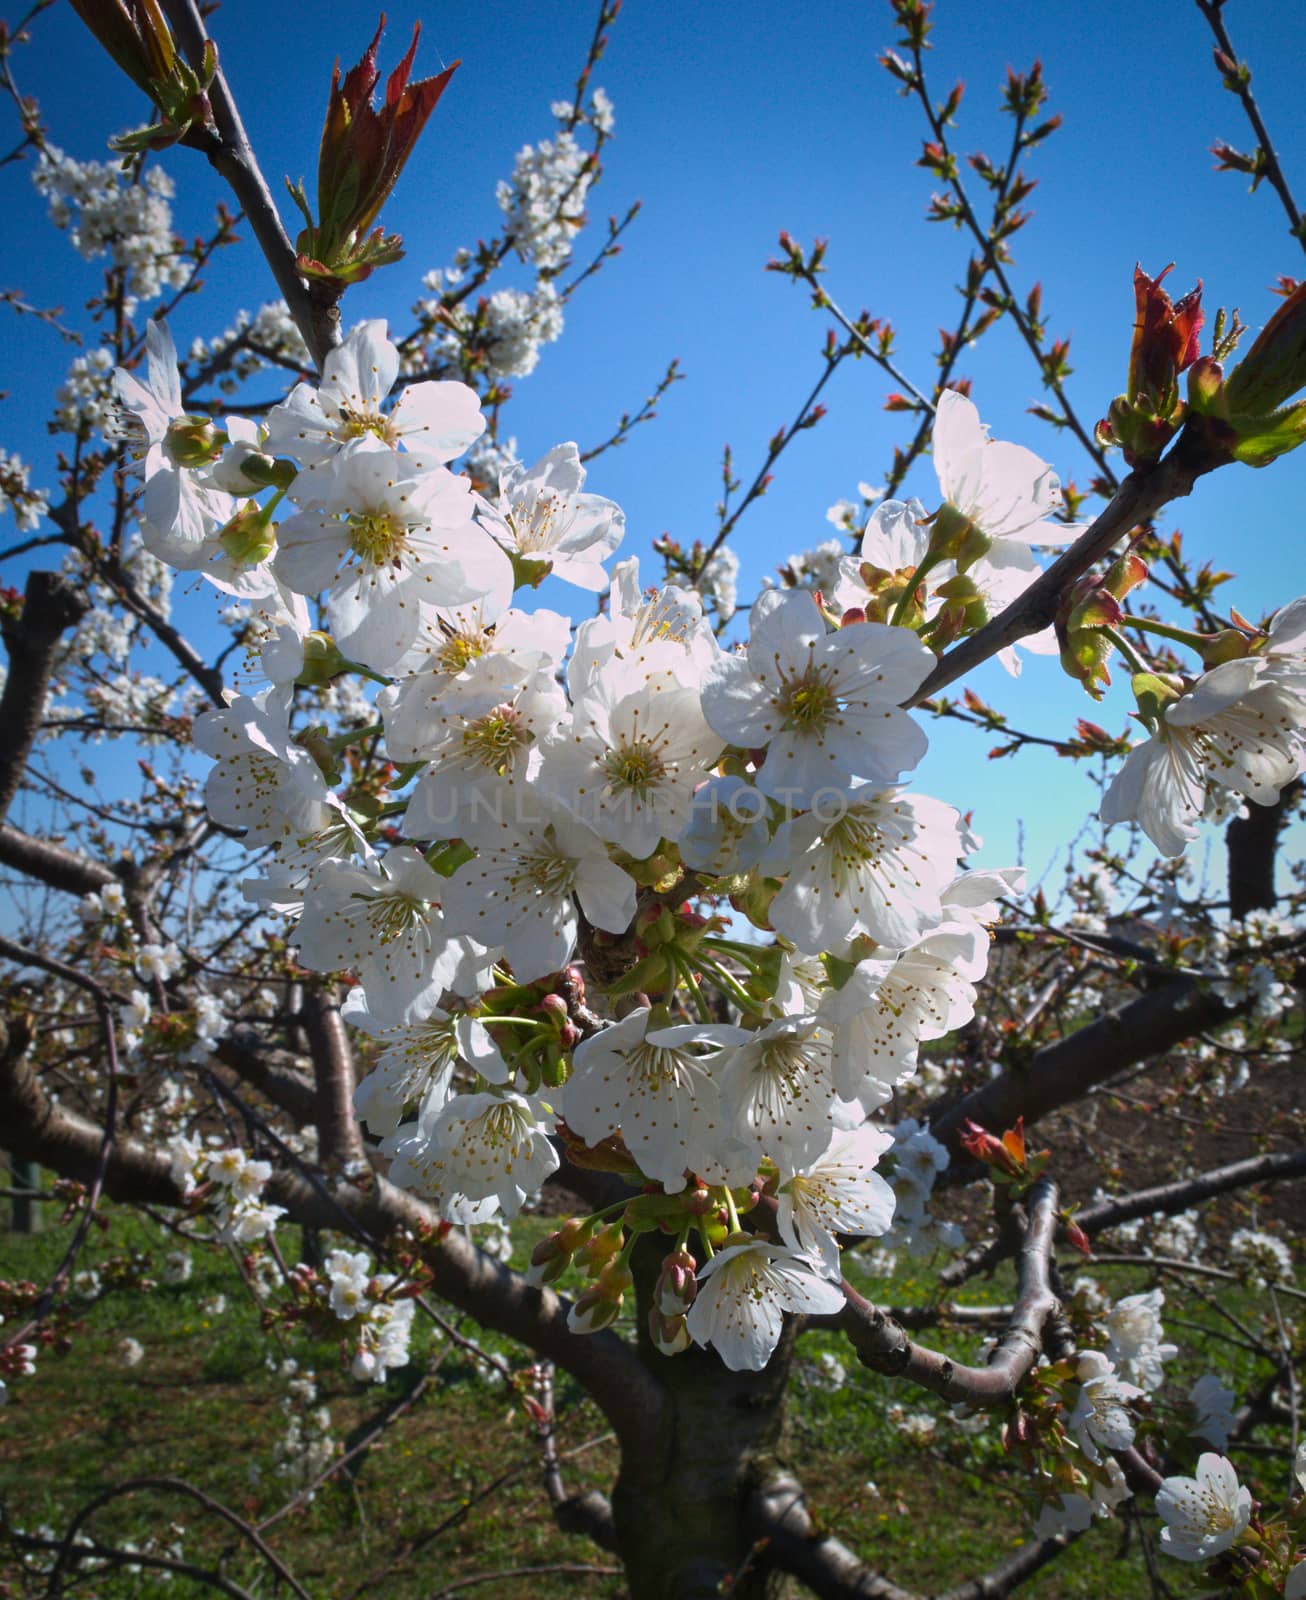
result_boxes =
[159,0,338,370]
[0,822,117,895]
[905,431,1224,706]
[1074,1148,1306,1237]
[927,974,1236,1166]
[0,1031,664,1451]
[212,1027,317,1125]
[0,569,88,825]
[301,984,367,1170]
[824,1180,1060,1406]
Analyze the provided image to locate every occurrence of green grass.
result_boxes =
[0,1206,1298,1599]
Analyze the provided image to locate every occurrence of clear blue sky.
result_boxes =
[4,0,1306,892]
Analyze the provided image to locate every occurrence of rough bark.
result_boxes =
[0,569,88,825]
[609,1235,792,1600]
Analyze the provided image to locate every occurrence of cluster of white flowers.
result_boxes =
[771,538,847,594]
[498,101,607,273]
[1101,598,1306,857]
[166,1136,285,1244]
[106,316,1091,1373]
[33,145,189,313]
[54,346,117,435]
[321,1248,415,1383]
[0,449,49,531]
[1229,1227,1295,1288]
[697,545,739,622]
[876,1119,962,1260]
[271,1361,336,1489]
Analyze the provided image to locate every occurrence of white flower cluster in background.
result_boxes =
[188,301,311,394]
[32,145,189,313]
[166,1136,284,1244]
[498,96,609,273]
[0,449,49,531]
[321,1248,415,1383]
[270,1361,336,1490]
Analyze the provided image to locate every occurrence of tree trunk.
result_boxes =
[1226,777,1299,918]
[610,1239,795,1600]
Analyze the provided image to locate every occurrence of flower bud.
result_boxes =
[648,1308,691,1356]
[294,631,347,687]
[218,504,276,570]
[164,415,226,469]
[654,1247,699,1315]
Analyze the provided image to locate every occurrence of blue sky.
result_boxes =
[4,0,1306,894]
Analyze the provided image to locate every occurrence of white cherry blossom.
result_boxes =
[274,448,511,671]
[440,796,636,982]
[714,1015,841,1173]
[776,1125,897,1279]
[1068,1351,1142,1464]
[382,1088,558,1221]
[265,319,486,476]
[1101,658,1306,856]
[932,388,1072,546]
[542,670,724,856]
[767,788,965,955]
[684,1238,845,1371]
[294,846,472,1023]
[482,442,624,589]
[1155,1454,1251,1562]
[702,590,934,805]
[561,1008,748,1190]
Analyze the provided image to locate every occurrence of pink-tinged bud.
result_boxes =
[538,993,569,1024]
[959,1117,1027,1178]
[1063,1216,1093,1258]
[840,607,867,627]
[1128,263,1204,406]
[558,1021,581,1051]
[683,1186,714,1216]
[1185,355,1225,413]
[567,1285,621,1334]
[521,1394,551,1427]
[648,1309,691,1356]
[655,1247,699,1315]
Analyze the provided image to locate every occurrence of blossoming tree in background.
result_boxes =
[0,0,1303,1596]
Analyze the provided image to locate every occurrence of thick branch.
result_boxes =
[0,1036,662,1450]
[1074,1148,1306,1236]
[748,1472,915,1599]
[301,985,367,1169]
[212,1028,317,1125]
[928,975,1234,1165]
[749,1471,1077,1600]
[1226,777,1299,917]
[0,569,88,825]
[0,822,117,896]
[906,432,1222,705]
[825,1180,1060,1406]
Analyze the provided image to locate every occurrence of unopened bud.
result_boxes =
[655,1247,699,1315]
[648,1308,691,1356]
[294,631,346,686]
[218,504,276,569]
[164,415,225,469]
